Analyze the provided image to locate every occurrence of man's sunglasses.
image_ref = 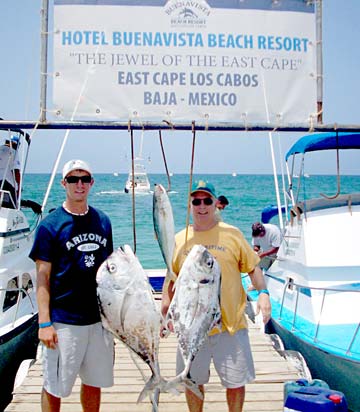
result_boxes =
[191,198,213,206]
[65,175,92,184]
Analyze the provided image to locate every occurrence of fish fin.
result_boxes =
[211,312,222,333]
[165,372,203,400]
[183,378,204,400]
[137,376,169,403]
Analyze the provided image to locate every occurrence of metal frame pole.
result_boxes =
[316,0,323,123]
[40,0,49,122]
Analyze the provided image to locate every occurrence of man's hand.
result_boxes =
[39,325,58,349]
[256,294,271,324]
[160,315,174,338]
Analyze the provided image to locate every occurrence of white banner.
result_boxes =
[53,0,318,125]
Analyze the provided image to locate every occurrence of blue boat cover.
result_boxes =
[261,204,287,223]
[285,132,360,161]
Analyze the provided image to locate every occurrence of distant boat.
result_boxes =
[113,172,119,177]
[124,158,151,194]
[232,172,237,177]
[124,131,151,194]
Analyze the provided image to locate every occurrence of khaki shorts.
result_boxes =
[42,322,114,398]
[176,329,255,388]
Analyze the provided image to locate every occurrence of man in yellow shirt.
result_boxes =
[161,180,271,412]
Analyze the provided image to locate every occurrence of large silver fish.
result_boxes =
[166,244,221,396]
[96,245,166,403]
[153,183,177,284]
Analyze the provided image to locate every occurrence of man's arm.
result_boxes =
[36,260,58,349]
[160,278,176,317]
[258,246,279,259]
[248,266,271,324]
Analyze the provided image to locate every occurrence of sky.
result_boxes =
[0,1,360,175]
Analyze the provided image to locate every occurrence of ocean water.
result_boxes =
[22,173,360,269]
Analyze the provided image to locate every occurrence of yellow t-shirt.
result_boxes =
[173,222,260,335]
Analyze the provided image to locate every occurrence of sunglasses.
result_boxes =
[191,197,213,206]
[65,175,92,184]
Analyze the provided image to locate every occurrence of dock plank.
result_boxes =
[6,317,301,412]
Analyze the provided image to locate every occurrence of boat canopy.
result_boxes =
[285,132,360,161]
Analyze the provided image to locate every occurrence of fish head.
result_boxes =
[186,245,221,286]
[96,245,139,291]
[153,183,166,196]
[153,183,167,210]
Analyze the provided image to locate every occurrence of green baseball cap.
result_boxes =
[191,180,217,198]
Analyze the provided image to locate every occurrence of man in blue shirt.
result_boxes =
[30,159,114,412]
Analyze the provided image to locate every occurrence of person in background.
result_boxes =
[161,179,271,412]
[216,195,229,210]
[215,194,229,221]
[251,222,281,270]
[29,159,114,412]
[0,135,21,207]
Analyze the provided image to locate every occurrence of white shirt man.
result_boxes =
[251,222,281,270]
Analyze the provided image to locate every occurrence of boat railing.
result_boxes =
[290,192,360,219]
[0,286,37,328]
[279,280,360,355]
[0,189,16,209]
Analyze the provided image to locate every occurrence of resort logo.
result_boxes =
[164,0,211,28]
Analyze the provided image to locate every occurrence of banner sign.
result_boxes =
[53,0,318,125]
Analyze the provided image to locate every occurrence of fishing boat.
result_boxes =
[124,130,151,194]
[0,127,41,409]
[124,157,151,194]
[246,132,360,411]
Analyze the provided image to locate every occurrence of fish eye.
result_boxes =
[206,258,214,269]
[107,262,117,273]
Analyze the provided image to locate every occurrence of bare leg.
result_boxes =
[185,385,204,412]
[226,386,245,412]
[80,383,101,412]
[41,388,61,412]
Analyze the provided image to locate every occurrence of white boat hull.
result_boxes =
[0,207,39,410]
[260,196,360,412]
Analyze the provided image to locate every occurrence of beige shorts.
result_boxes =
[176,329,255,388]
[42,322,114,398]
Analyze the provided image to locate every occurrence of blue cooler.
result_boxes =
[284,378,329,400]
[284,387,348,412]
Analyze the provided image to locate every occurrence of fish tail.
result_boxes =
[137,376,170,403]
[165,372,203,400]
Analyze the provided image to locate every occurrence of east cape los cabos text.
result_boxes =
[118,71,258,106]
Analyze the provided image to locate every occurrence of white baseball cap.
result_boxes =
[62,159,92,179]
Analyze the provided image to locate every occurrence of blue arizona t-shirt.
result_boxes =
[29,206,113,325]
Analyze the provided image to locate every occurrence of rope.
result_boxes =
[129,125,137,254]
[184,121,196,247]
[158,130,171,192]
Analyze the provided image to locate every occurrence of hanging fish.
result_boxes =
[153,183,177,284]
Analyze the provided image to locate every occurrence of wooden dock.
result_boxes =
[5,317,301,412]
